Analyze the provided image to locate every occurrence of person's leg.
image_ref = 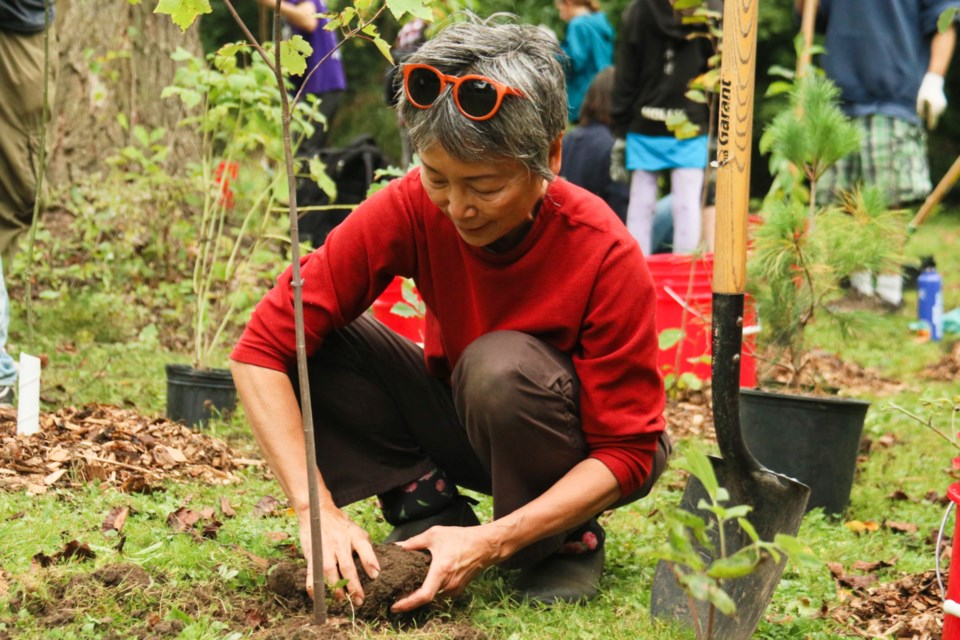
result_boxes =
[451,330,671,602]
[293,314,490,527]
[626,170,659,254]
[669,168,704,254]
[0,29,52,400]
[651,194,674,253]
[0,256,16,403]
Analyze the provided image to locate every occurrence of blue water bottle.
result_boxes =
[917,258,943,341]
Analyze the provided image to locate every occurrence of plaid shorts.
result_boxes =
[818,113,931,206]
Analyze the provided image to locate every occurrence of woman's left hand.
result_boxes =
[389,523,498,612]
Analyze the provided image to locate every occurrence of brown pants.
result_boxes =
[0,27,57,261]
[293,314,670,566]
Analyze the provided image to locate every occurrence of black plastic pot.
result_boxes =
[165,364,237,428]
[740,388,870,515]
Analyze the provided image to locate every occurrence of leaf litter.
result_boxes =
[0,403,262,494]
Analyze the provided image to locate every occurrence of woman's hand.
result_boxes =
[297,504,381,606]
[390,523,499,612]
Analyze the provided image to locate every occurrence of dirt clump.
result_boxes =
[266,544,431,622]
[924,340,960,381]
[356,543,430,620]
[92,563,151,588]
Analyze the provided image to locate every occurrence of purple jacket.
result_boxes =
[292,0,347,95]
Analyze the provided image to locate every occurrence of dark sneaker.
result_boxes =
[0,385,14,407]
[384,494,480,543]
[514,546,605,605]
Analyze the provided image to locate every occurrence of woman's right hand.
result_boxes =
[297,503,381,606]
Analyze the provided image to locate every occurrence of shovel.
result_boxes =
[648,0,811,637]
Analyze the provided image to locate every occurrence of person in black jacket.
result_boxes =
[560,68,628,223]
[611,0,711,255]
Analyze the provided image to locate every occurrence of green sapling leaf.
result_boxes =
[658,328,684,350]
[707,548,760,579]
[384,0,434,21]
[154,0,211,32]
[280,36,313,77]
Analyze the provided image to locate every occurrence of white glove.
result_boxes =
[610,138,629,184]
[917,72,947,130]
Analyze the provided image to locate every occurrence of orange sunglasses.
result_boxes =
[402,63,525,122]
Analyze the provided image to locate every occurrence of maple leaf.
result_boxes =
[153,0,211,33]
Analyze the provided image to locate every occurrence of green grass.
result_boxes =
[2,197,959,637]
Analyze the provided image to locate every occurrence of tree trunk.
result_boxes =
[48,0,202,186]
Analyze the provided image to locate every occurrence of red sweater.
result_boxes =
[231,169,666,496]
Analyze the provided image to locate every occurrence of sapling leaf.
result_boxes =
[707,547,760,579]
[678,371,703,391]
[280,36,313,77]
[390,302,418,318]
[658,328,684,350]
[674,447,719,501]
[938,7,958,33]
[308,157,337,201]
[154,0,210,32]
[737,517,759,542]
[774,533,821,568]
[384,0,433,21]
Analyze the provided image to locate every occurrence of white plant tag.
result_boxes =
[16,353,41,436]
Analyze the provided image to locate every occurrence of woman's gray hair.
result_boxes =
[398,16,567,180]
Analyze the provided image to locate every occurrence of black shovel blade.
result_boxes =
[650,455,810,640]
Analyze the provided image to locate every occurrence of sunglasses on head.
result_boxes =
[402,63,525,122]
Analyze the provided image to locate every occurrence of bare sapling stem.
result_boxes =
[888,402,960,453]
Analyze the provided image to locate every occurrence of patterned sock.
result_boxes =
[377,467,457,526]
[558,519,605,555]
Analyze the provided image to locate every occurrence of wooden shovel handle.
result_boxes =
[909,153,960,231]
[714,0,759,295]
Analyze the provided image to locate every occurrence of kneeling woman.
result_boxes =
[230,15,670,612]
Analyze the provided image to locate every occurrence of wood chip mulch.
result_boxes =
[762,349,908,398]
[0,404,262,495]
[826,569,944,639]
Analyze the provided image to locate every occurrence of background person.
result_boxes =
[796,0,959,307]
[230,17,669,612]
[555,0,614,123]
[0,0,58,405]
[611,0,711,255]
[559,67,628,223]
[257,0,347,154]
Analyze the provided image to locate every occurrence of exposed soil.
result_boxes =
[7,553,488,639]
[265,544,431,622]
[923,340,960,382]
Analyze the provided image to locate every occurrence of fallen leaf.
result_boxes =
[231,544,269,570]
[876,433,897,448]
[264,531,290,543]
[844,520,880,535]
[200,521,222,539]
[826,562,845,579]
[243,607,268,629]
[885,521,919,534]
[219,496,235,518]
[102,506,130,535]
[167,507,202,533]
[852,559,894,573]
[254,495,281,518]
[199,506,216,521]
[56,540,96,563]
[887,489,910,501]
[0,570,9,597]
[6,511,24,521]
